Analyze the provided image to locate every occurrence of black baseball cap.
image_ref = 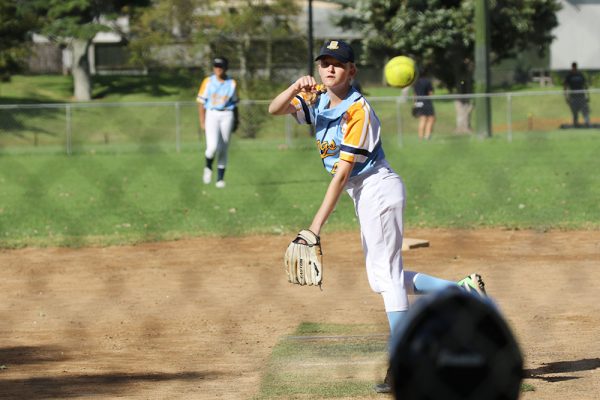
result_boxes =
[315,40,355,63]
[213,57,228,69]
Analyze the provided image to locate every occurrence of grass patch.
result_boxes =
[254,323,388,399]
[293,322,384,336]
[521,382,536,392]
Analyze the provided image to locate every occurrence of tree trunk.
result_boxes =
[454,99,473,134]
[71,39,92,101]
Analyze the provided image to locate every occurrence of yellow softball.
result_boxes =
[384,56,417,88]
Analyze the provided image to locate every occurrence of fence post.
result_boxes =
[396,97,403,147]
[175,101,181,153]
[506,93,512,143]
[65,104,72,155]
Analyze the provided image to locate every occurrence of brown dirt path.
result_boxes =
[1,229,599,399]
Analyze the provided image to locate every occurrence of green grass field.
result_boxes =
[1,129,599,248]
[1,75,599,248]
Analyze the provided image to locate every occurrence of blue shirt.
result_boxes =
[291,87,385,177]
[197,75,238,110]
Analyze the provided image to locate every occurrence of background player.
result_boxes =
[563,62,590,127]
[268,39,486,393]
[412,67,436,140]
[197,56,238,188]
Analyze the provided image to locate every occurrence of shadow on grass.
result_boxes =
[0,105,60,145]
[93,73,198,100]
[524,358,600,382]
[0,97,63,105]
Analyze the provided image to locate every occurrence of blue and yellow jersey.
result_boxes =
[291,87,384,177]
[197,75,238,110]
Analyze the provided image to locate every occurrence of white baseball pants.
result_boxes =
[204,109,234,168]
[346,160,409,312]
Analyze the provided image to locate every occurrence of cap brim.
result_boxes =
[315,52,352,64]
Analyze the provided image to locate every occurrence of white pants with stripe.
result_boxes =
[204,109,234,168]
[346,160,408,312]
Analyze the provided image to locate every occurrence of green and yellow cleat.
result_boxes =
[457,273,487,297]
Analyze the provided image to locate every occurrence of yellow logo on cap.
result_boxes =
[327,41,339,50]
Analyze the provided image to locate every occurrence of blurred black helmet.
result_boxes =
[390,288,523,400]
[213,57,228,69]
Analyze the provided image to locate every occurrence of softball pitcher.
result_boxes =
[197,56,238,188]
[269,39,486,393]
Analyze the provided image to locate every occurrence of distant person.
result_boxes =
[563,62,590,127]
[412,70,435,140]
[197,56,238,188]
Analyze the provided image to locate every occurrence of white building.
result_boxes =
[550,0,600,70]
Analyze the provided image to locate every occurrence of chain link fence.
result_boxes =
[1,89,598,154]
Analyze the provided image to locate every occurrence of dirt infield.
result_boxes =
[1,228,599,399]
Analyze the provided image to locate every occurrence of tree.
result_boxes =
[130,0,302,85]
[25,0,150,101]
[199,0,302,138]
[333,0,561,133]
[128,0,200,70]
[196,0,301,93]
[0,0,38,82]
[130,0,302,138]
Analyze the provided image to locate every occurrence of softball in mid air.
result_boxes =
[384,56,417,88]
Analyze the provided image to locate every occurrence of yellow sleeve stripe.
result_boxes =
[291,96,303,111]
[196,78,210,103]
[343,100,370,148]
